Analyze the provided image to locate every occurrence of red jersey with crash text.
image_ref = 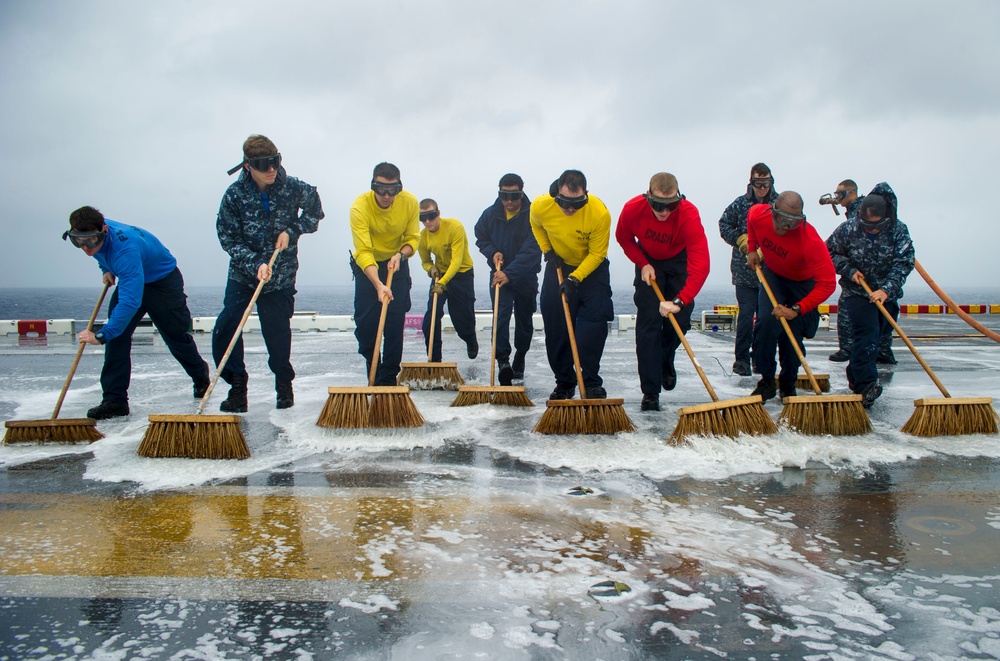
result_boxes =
[615,195,710,305]
[746,204,836,313]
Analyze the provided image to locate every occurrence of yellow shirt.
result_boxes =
[417,217,474,286]
[529,193,611,281]
[349,190,420,271]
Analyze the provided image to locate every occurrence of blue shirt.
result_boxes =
[92,220,177,340]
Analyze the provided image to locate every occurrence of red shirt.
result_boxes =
[615,195,710,305]
[746,204,836,313]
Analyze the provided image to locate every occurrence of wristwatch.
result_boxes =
[94,331,107,344]
[791,304,801,315]
[672,297,684,307]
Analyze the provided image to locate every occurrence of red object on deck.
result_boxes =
[17,320,47,336]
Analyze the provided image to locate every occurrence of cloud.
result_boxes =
[1,0,998,294]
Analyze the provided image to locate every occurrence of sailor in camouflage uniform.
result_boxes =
[718,163,778,377]
[825,182,914,408]
[214,135,324,412]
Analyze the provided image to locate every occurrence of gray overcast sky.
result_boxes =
[2,0,998,293]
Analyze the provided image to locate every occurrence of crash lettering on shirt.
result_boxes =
[575,229,592,242]
[760,237,788,260]
[643,227,674,245]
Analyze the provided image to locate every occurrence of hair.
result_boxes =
[69,206,105,232]
[419,198,438,210]
[750,162,772,179]
[648,172,678,195]
[557,169,587,194]
[839,179,858,191]
[499,173,524,190]
[775,191,804,214]
[372,162,401,181]
[243,134,278,159]
[859,194,886,220]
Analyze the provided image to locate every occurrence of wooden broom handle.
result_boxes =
[914,259,1000,344]
[52,282,111,419]
[755,266,823,395]
[427,276,439,362]
[368,267,395,387]
[650,280,719,402]
[857,275,951,398]
[489,260,503,387]
[198,247,282,414]
[555,266,587,396]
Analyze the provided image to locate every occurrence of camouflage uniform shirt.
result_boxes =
[718,184,778,287]
[217,167,324,293]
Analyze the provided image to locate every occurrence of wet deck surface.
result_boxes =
[2,316,999,659]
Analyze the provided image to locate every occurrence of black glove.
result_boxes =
[559,275,579,297]
[544,251,565,269]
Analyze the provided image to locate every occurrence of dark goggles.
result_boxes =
[834,189,855,201]
[62,229,107,249]
[751,177,774,190]
[498,190,522,202]
[372,181,403,197]
[645,193,683,213]
[859,214,891,231]
[247,153,281,172]
[771,206,806,230]
[419,209,440,222]
[554,194,588,211]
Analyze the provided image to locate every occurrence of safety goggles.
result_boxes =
[751,177,774,190]
[62,229,107,249]
[770,206,806,230]
[419,209,440,222]
[645,193,683,213]
[833,189,855,201]
[247,153,281,172]
[371,181,403,197]
[498,190,522,202]
[554,194,588,211]
[859,214,891,232]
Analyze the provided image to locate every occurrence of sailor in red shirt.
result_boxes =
[615,173,710,412]
[745,191,836,402]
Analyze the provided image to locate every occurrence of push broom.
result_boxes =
[317,267,424,428]
[648,280,776,444]
[398,276,465,390]
[452,266,533,407]
[3,283,110,444]
[134,249,286,459]
[533,266,635,435]
[914,259,1000,344]
[855,276,999,436]
[756,266,872,435]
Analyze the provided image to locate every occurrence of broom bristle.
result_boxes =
[369,392,425,427]
[398,363,465,390]
[3,419,104,444]
[533,399,636,435]
[137,415,249,459]
[901,397,999,437]
[795,373,831,393]
[779,395,872,436]
[450,387,492,407]
[490,389,534,407]
[667,397,777,445]
[317,387,424,429]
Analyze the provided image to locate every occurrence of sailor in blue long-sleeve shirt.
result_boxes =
[67,206,209,420]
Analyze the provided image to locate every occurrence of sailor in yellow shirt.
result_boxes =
[530,169,615,401]
[416,199,478,362]
[349,162,420,385]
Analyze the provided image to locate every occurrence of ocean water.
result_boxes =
[2,282,997,321]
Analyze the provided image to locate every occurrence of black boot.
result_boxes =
[87,400,130,420]
[276,379,294,409]
[511,351,526,379]
[220,373,248,413]
[497,358,514,386]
